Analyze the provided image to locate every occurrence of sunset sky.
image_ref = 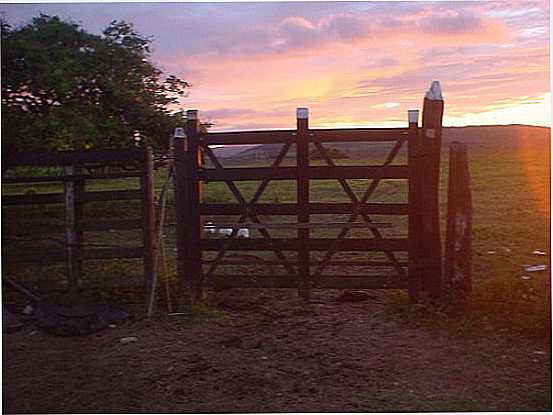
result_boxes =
[2,1,550,131]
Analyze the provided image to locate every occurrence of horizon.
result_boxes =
[1,1,550,131]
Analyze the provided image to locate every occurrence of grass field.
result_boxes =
[2,130,551,342]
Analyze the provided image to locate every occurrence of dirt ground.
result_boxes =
[3,288,551,413]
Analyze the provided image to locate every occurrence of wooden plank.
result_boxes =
[5,148,144,168]
[5,246,144,263]
[141,147,157,310]
[2,193,64,206]
[186,112,204,302]
[82,247,144,259]
[81,190,143,203]
[407,110,422,303]
[2,190,142,206]
[201,259,408,267]
[64,165,83,292]
[5,250,67,263]
[3,223,65,234]
[421,82,445,299]
[204,221,392,230]
[198,165,408,181]
[312,128,408,143]
[444,142,472,295]
[200,238,408,251]
[297,108,310,300]
[174,125,193,311]
[204,275,407,289]
[199,202,408,216]
[314,276,408,289]
[200,130,295,145]
[78,218,143,231]
[206,275,298,289]
[2,171,142,184]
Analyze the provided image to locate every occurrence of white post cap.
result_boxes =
[174,127,186,138]
[408,110,419,124]
[186,109,199,120]
[296,107,309,119]
[425,81,443,101]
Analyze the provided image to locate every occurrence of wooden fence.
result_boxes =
[2,148,156,301]
[173,83,445,307]
[444,141,472,295]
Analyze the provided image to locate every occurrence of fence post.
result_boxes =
[64,164,83,294]
[296,107,310,300]
[421,81,445,299]
[185,109,204,303]
[407,109,422,303]
[444,142,472,296]
[141,146,157,312]
[173,126,192,312]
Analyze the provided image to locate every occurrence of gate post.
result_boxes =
[444,142,472,296]
[64,163,83,294]
[185,109,205,303]
[421,81,445,299]
[296,107,310,300]
[407,109,422,303]
[174,126,193,312]
[141,146,157,311]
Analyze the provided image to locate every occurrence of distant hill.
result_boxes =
[210,125,550,162]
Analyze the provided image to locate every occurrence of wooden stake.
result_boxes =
[64,164,83,294]
[174,126,193,312]
[142,147,157,313]
[444,142,472,296]
[421,81,445,300]
[407,109,422,303]
[297,107,310,301]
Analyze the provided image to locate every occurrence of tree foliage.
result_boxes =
[1,15,190,155]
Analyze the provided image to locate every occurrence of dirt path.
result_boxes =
[3,289,551,413]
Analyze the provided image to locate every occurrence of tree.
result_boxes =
[1,15,190,156]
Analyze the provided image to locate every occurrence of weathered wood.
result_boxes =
[2,193,65,206]
[2,171,142,184]
[297,108,311,300]
[311,128,408,142]
[200,130,295,145]
[64,165,83,293]
[199,202,408,215]
[205,275,407,289]
[6,247,144,263]
[78,218,143,231]
[81,190,143,203]
[201,259,407,267]
[407,110,422,302]
[5,148,144,168]
[421,81,445,299]
[186,111,205,302]
[198,165,408,181]
[200,238,408,251]
[173,126,193,311]
[141,147,157,313]
[444,142,472,295]
[203,221,392,230]
[4,223,65,234]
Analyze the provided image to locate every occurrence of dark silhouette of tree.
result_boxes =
[1,15,190,156]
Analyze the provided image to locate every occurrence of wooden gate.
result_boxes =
[174,83,444,307]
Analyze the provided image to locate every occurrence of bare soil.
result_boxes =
[3,289,551,413]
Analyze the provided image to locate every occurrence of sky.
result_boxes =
[1,1,550,131]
